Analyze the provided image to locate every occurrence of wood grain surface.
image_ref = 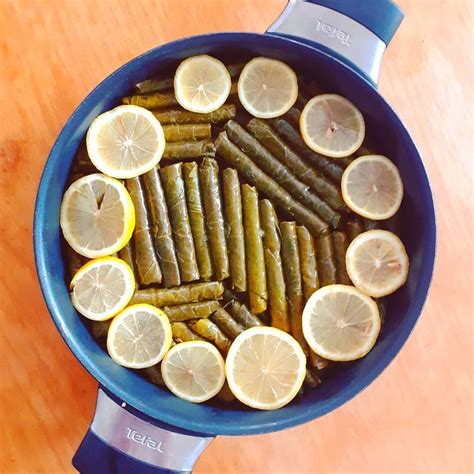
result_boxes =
[0,1,472,473]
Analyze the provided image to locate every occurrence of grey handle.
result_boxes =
[72,389,213,473]
[267,0,404,85]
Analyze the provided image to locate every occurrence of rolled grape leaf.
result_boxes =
[162,300,220,322]
[259,199,289,331]
[162,124,212,142]
[222,168,246,292]
[189,318,231,354]
[130,281,224,307]
[160,163,200,283]
[332,231,352,285]
[199,158,230,280]
[210,306,244,340]
[122,92,178,108]
[142,167,181,288]
[315,232,337,286]
[125,177,162,285]
[242,184,267,314]
[296,226,320,301]
[280,222,307,352]
[183,162,213,280]
[153,104,236,125]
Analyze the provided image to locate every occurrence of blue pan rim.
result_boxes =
[33,32,436,436]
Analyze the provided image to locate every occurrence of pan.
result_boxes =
[33,1,436,472]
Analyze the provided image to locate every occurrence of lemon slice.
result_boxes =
[300,94,365,158]
[302,285,380,362]
[70,257,135,320]
[238,57,298,119]
[60,173,135,258]
[346,230,409,297]
[341,155,404,220]
[161,341,225,403]
[86,105,165,179]
[174,55,231,113]
[225,327,306,410]
[107,304,172,369]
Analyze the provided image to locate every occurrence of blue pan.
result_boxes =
[33,1,436,472]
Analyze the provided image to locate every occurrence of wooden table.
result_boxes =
[0,1,472,472]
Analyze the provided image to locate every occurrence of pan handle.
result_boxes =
[266,0,404,86]
[72,388,213,473]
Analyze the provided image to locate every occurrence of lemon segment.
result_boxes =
[70,256,135,321]
[225,327,306,410]
[86,105,165,179]
[60,173,135,258]
[174,55,231,113]
[107,304,172,369]
[161,341,225,403]
[341,155,404,220]
[302,285,380,362]
[238,57,298,119]
[346,230,409,297]
[300,94,365,158]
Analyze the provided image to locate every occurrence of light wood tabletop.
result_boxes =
[0,0,472,473]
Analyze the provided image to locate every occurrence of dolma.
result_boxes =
[125,177,162,285]
[269,118,344,183]
[226,120,340,227]
[304,367,321,388]
[210,306,244,339]
[296,226,320,301]
[142,168,181,287]
[346,219,363,241]
[332,231,352,285]
[246,118,345,212]
[118,241,138,285]
[222,168,246,292]
[171,322,204,343]
[182,162,213,280]
[226,299,264,329]
[315,233,337,286]
[163,140,215,161]
[130,281,224,306]
[280,222,307,351]
[215,132,328,235]
[162,124,212,142]
[259,200,289,331]
[135,77,174,94]
[189,319,231,354]
[153,104,236,125]
[160,163,200,282]
[242,184,267,314]
[162,300,220,322]
[122,92,178,109]
[141,364,166,387]
[199,158,229,280]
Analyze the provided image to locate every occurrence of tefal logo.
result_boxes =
[316,19,352,46]
[126,427,165,453]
